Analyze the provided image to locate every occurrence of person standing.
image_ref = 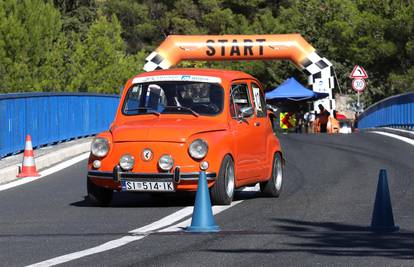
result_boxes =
[317,104,330,133]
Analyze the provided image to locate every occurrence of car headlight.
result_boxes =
[158,154,174,171]
[120,154,135,171]
[188,139,208,159]
[91,138,109,157]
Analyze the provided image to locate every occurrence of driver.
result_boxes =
[176,86,193,107]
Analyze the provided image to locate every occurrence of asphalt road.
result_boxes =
[1,132,414,266]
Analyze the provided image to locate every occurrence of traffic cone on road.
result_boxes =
[186,171,220,232]
[17,135,40,178]
[370,169,398,232]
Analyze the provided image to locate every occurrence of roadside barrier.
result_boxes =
[187,171,220,232]
[0,93,119,158]
[370,169,399,232]
[16,134,40,178]
[358,92,414,130]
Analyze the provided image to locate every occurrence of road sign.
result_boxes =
[352,78,366,92]
[350,65,368,78]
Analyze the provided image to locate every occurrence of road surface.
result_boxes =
[1,133,413,266]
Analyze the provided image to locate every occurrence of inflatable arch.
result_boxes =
[143,34,335,93]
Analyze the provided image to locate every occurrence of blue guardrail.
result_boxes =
[358,92,414,130]
[0,93,120,158]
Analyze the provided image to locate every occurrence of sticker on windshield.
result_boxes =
[132,75,222,84]
[252,87,263,113]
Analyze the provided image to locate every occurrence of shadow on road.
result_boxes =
[70,192,194,208]
[70,190,264,208]
[208,218,414,260]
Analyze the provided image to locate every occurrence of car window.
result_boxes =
[230,83,252,119]
[123,81,224,116]
[251,82,266,118]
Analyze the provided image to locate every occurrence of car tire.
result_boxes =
[87,177,113,207]
[260,153,283,197]
[210,155,235,205]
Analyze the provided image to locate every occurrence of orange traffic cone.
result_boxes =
[17,135,40,178]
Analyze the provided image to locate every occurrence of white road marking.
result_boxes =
[0,153,90,192]
[371,131,414,146]
[129,206,194,234]
[160,200,243,232]
[18,153,258,266]
[28,236,145,267]
[28,199,247,266]
[237,183,260,192]
[27,207,194,267]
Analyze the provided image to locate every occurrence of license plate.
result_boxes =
[121,181,175,192]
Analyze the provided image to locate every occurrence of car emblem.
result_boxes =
[142,148,153,161]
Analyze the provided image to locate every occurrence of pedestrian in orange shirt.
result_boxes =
[317,104,330,133]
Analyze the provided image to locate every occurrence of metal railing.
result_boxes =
[0,93,120,158]
[358,92,414,130]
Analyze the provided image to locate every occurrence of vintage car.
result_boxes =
[87,68,284,206]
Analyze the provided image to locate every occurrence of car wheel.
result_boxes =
[87,177,113,207]
[260,153,283,197]
[210,155,235,205]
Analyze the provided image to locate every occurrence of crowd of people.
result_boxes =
[294,105,342,134]
[268,103,357,134]
[301,105,337,133]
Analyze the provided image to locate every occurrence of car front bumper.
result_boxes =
[88,166,217,184]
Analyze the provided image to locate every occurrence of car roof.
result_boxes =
[132,68,256,83]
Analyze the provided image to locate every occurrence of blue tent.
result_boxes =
[265,78,328,101]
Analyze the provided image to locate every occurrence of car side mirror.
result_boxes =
[239,106,253,119]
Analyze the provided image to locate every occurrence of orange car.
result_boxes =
[87,68,284,206]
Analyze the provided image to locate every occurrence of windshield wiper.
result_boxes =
[124,107,160,116]
[164,106,199,117]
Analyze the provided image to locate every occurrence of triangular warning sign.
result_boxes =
[350,65,368,78]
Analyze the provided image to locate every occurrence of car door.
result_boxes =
[228,82,261,180]
[250,82,268,178]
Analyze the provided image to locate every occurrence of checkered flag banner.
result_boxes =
[300,52,335,93]
[143,52,172,72]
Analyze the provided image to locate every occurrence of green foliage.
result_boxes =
[0,0,137,94]
[1,0,414,104]
[0,0,65,92]
[68,14,139,93]
[54,0,98,40]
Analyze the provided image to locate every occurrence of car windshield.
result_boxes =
[122,81,224,116]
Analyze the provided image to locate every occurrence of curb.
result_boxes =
[0,141,91,185]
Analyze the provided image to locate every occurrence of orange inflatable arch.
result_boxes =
[143,34,334,92]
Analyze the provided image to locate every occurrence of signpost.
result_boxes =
[350,65,368,113]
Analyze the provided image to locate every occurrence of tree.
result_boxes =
[53,0,98,40]
[1,0,414,103]
[0,0,65,92]
[68,14,141,93]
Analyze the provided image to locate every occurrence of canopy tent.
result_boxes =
[265,78,328,101]
[335,112,347,120]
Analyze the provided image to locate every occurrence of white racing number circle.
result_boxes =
[142,148,153,161]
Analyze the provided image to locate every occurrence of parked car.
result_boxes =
[87,68,284,206]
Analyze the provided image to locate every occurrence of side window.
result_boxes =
[124,84,142,113]
[251,82,266,118]
[230,83,252,119]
